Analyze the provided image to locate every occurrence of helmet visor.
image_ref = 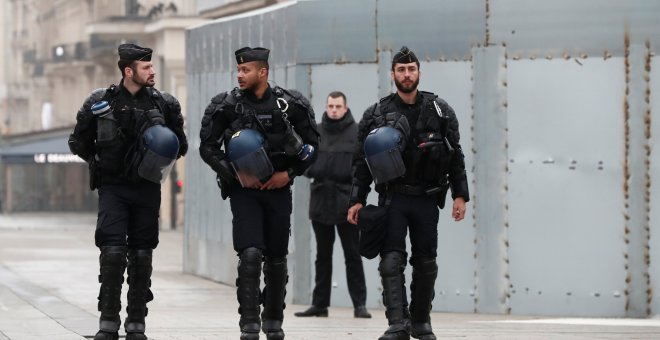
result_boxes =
[230,147,274,188]
[138,149,177,183]
[365,148,406,185]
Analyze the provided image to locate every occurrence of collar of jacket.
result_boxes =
[322,109,355,133]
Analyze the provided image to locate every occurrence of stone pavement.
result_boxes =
[1,212,660,339]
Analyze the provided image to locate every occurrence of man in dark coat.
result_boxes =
[295,91,371,319]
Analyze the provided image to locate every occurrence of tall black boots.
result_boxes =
[237,247,263,340]
[124,249,154,340]
[378,251,410,340]
[261,256,287,340]
[94,246,127,340]
[409,257,438,340]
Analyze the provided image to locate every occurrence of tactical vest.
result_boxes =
[372,92,454,185]
[93,84,168,182]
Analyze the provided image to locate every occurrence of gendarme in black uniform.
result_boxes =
[198,47,319,340]
[68,44,187,340]
[350,47,469,340]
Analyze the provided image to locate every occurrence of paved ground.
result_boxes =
[1,212,660,339]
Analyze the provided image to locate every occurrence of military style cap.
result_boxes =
[235,47,270,64]
[392,46,419,65]
[118,43,153,62]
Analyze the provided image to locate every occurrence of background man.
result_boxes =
[295,91,371,319]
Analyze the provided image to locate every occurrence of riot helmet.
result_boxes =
[137,124,180,183]
[227,129,274,188]
[364,126,406,184]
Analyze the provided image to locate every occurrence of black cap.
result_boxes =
[118,43,153,62]
[235,47,270,64]
[392,46,418,65]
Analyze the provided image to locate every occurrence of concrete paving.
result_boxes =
[1,212,660,339]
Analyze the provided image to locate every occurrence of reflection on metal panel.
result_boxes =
[419,61,476,312]
[507,58,626,316]
[297,0,377,63]
[490,0,660,58]
[377,0,484,61]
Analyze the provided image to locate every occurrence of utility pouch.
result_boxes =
[434,181,450,209]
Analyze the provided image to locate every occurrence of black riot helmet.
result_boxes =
[364,126,406,184]
[227,129,274,188]
[137,125,180,183]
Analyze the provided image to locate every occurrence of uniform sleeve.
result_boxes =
[161,93,188,158]
[439,100,470,201]
[349,105,377,205]
[287,97,320,178]
[199,98,230,175]
[68,89,105,163]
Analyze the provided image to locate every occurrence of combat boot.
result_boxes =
[378,252,411,340]
[94,246,127,340]
[409,257,438,340]
[261,256,287,340]
[124,249,153,340]
[237,247,263,340]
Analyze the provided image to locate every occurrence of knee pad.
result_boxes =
[239,247,263,277]
[379,251,406,278]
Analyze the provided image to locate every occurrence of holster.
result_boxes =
[357,204,388,259]
[216,175,232,200]
[89,157,100,191]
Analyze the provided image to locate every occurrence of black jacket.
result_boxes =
[350,91,469,205]
[307,110,358,225]
[68,80,188,187]
[199,85,319,197]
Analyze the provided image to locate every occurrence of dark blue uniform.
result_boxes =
[351,91,469,340]
[69,68,187,340]
[199,85,318,340]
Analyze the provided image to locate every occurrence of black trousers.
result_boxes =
[311,220,367,308]
[230,185,293,257]
[381,193,440,259]
[95,181,161,249]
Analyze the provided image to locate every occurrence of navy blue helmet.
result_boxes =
[227,129,274,187]
[364,126,406,184]
[138,125,180,183]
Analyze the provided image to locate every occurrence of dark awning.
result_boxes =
[0,127,84,164]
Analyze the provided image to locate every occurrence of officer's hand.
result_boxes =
[452,197,466,221]
[261,171,290,190]
[347,203,363,225]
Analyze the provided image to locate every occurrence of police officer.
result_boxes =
[68,43,188,340]
[199,47,319,340]
[295,91,371,319]
[347,46,469,340]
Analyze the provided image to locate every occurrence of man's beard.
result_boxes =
[132,75,154,87]
[394,78,419,94]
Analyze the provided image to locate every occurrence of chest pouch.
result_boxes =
[92,101,118,144]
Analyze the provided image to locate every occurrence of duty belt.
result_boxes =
[387,183,427,196]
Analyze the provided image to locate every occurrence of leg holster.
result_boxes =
[237,247,263,337]
[409,257,438,339]
[379,251,410,334]
[124,249,153,336]
[97,246,127,334]
[261,256,288,339]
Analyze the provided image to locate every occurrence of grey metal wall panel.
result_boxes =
[296,0,377,64]
[419,61,476,312]
[649,56,660,315]
[472,46,509,314]
[507,58,626,316]
[377,0,485,61]
[490,0,660,59]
